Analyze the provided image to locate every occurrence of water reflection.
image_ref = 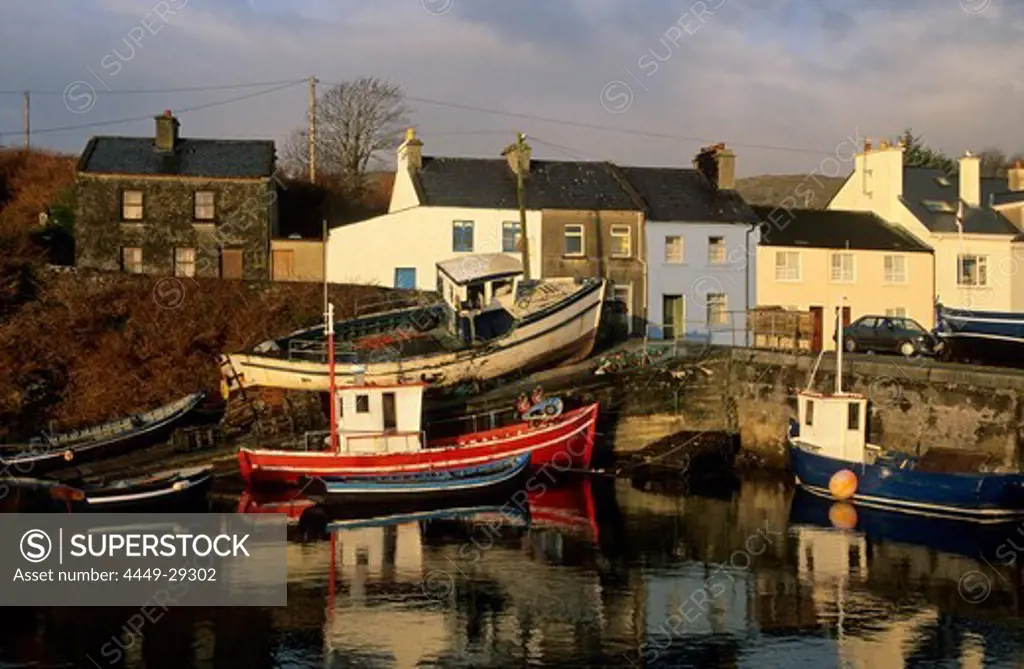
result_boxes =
[2,477,1024,668]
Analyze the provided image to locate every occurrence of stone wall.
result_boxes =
[75,174,275,280]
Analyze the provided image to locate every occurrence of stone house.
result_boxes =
[75,111,278,280]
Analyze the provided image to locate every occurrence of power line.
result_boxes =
[372,88,843,157]
[0,79,306,138]
[0,79,306,96]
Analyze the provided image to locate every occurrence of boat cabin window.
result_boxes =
[492,278,514,298]
[356,395,370,414]
[805,400,814,426]
[467,284,485,310]
[848,402,860,431]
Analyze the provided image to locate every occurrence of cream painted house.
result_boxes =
[754,207,934,349]
[828,143,1024,312]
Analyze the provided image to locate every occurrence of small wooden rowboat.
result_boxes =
[303,453,530,504]
[77,465,214,512]
[0,392,208,476]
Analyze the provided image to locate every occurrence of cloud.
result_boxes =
[0,0,1021,176]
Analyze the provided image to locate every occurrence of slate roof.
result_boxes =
[77,136,276,179]
[414,157,642,211]
[901,167,1019,235]
[614,166,758,224]
[751,206,932,252]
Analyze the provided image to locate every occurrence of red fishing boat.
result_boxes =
[237,302,598,487]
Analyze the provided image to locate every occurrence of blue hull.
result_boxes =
[935,304,1024,365]
[788,488,1019,558]
[788,443,1024,522]
[310,453,531,499]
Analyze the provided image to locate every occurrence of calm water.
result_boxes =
[3,475,1024,668]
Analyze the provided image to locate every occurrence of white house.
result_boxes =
[326,129,542,289]
[623,145,760,346]
[828,141,1024,311]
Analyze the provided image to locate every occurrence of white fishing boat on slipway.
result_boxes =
[220,255,606,393]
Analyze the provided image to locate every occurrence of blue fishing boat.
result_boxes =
[934,302,1024,365]
[303,453,530,504]
[788,305,1024,523]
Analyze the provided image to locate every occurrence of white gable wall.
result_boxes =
[327,206,542,289]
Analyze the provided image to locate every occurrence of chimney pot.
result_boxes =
[396,127,423,172]
[693,142,735,191]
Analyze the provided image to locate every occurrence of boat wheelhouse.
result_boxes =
[789,306,1024,522]
[220,254,606,393]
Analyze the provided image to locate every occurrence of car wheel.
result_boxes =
[899,341,916,357]
[844,337,857,353]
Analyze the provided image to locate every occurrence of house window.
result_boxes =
[610,225,631,257]
[355,394,370,413]
[121,190,143,221]
[958,254,988,287]
[121,247,142,274]
[708,236,726,264]
[706,293,728,325]
[613,282,632,334]
[830,253,855,283]
[194,191,215,221]
[502,222,520,253]
[665,236,684,264]
[884,255,907,284]
[885,307,907,318]
[775,251,801,281]
[805,400,814,426]
[174,248,195,278]
[564,224,584,257]
[394,268,416,289]
[848,403,860,431]
[452,221,474,252]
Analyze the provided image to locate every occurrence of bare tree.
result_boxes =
[979,147,1008,178]
[283,77,410,198]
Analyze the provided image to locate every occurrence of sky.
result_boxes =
[0,0,1021,176]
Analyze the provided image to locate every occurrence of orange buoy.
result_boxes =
[828,502,858,530]
[829,469,858,500]
[63,450,74,462]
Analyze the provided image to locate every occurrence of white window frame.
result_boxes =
[122,247,142,274]
[501,221,520,253]
[775,251,801,282]
[707,236,726,265]
[664,235,684,264]
[883,254,907,284]
[564,224,585,257]
[193,191,215,221]
[610,224,631,258]
[830,252,856,283]
[121,190,143,221]
[174,247,196,278]
[613,282,633,334]
[706,293,728,326]
[885,307,907,318]
[957,254,988,287]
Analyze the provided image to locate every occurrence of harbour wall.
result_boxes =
[429,344,1024,470]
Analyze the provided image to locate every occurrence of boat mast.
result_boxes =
[835,302,844,395]
[326,301,338,451]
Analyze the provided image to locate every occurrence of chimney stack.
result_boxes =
[154,110,179,153]
[959,150,981,207]
[1008,160,1024,192]
[502,135,531,177]
[396,127,423,172]
[694,142,736,190]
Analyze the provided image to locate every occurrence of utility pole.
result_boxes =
[309,76,318,183]
[515,132,531,281]
[23,91,29,154]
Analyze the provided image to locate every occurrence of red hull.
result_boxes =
[238,403,598,487]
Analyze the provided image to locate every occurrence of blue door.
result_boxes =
[394,267,416,289]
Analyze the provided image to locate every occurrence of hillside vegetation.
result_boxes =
[0,149,391,440]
